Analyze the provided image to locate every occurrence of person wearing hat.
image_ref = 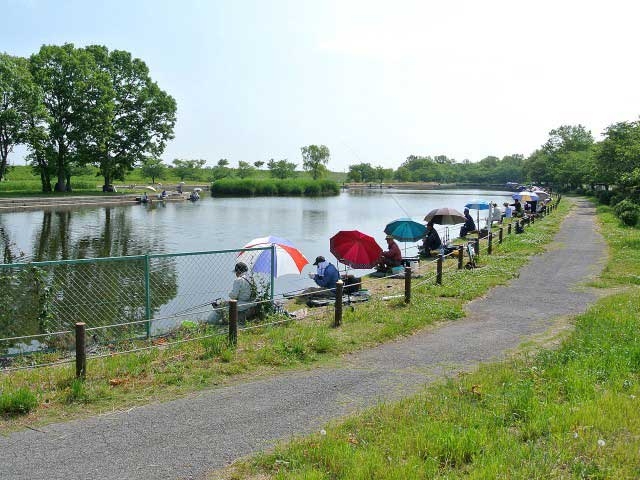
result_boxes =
[420,221,442,257]
[229,261,257,321]
[459,208,476,238]
[308,256,340,291]
[377,234,403,272]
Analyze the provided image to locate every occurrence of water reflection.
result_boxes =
[1,189,514,346]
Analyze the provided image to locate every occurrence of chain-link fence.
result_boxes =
[0,246,274,357]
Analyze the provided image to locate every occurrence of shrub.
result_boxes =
[0,388,38,416]
[609,192,626,207]
[211,178,339,197]
[619,209,639,227]
[614,199,638,217]
[596,190,615,205]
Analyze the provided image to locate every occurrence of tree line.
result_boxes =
[140,145,331,184]
[347,120,640,200]
[0,44,176,192]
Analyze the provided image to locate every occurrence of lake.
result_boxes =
[0,188,512,345]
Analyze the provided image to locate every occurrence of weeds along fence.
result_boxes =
[1,198,561,375]
[0,246,276,359]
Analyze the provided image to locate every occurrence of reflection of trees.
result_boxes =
[0,207,177,347]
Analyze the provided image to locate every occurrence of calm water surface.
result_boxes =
[2,189,512,264]
[0,189,512,342]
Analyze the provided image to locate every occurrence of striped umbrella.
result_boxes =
[512,192,539,202]
[237,236,309,278]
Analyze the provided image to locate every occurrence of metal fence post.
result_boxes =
[334,280,344,327]
[436,255,443,285]
[228,300,238,346]
[404,266,411,304]
[270,244,276,302]
[75,322,86,379]
[457,245,463,269]
[144,254,152,339]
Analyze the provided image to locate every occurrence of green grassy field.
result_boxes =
[0,202,569,433]
[211,178,340,196]
[226,203,640,479]
[0,165,347,195]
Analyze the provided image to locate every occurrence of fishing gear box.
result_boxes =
[342,274,362,294]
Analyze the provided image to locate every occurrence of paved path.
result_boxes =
[1,199,605,480]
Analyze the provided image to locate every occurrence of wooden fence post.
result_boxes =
[436,255,443,285]
[499,227,503,244]
[75,322,86,379]
[228,300,238,346]
[334,280,344,327]
[508,222,512,235]
[488,232,493,255]
[404,266,411,304]
[457,245,463,270]
[474,237,480,257]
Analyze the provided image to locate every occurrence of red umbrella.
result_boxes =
[330,230,382,269]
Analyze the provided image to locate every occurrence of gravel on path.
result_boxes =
[0,199,605,480]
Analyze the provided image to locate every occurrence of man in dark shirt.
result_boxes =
[421,221,442,257]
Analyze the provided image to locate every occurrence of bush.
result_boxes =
[614,199,638,217]
[609,192,626,207]
[619,209,639,226]
[0,387,38,416]
[596,190,615,205]
[211,178,339,197]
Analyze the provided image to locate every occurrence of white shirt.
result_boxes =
[229,274,255,311]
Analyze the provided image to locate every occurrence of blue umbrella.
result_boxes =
[384,217,427,242]
[464,199,491,231]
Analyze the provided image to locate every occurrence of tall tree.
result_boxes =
[141,157,167,184]
[0,54,45,182]
[237,161,255,178]
[82,46,177,189]
[267,158,297,179]
[596,120,640,189]
[253,160,265,169]
[301,144,330,179]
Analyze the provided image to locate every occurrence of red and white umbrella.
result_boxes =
[237,236,309,278]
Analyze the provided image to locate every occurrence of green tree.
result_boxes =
[595,120,640,190]
[0,54,45,183]
[237,161,255,178]
[347,163,375,182]
[172,159,206,181]
[267,158,297,179]
[253,160,265,169]
[301,144,330,179]
[82,46,176,189]
[209,158,231,181]
[141,157,167,184]
[29,43,113,192]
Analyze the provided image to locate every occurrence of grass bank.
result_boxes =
[210,178,340,197]
[228,201,640,479]
[0,165,347,195]
[0,201,569,432]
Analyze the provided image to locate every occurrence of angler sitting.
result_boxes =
[376,235,403,272]
[308,256,340,292]
[419,221,442,257]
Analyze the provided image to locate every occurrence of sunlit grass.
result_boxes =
[0,201,569,431]
[226,199,640,479]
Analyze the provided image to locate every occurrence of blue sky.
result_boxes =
[2,0,640,171]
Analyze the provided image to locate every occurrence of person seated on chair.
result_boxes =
[376,235,403,272]
[229,261,257,322]
[510,199,523,216]
[421,222,442,257]
[502,202,512,221]
[489,202,502,224]
[459,208,476,238]
[308,256,339,291]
